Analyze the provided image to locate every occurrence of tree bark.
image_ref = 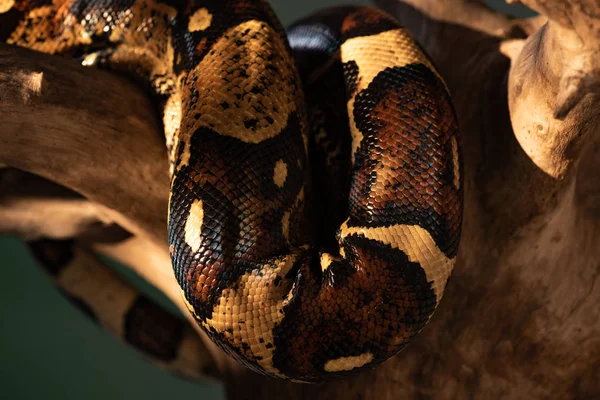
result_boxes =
[1,0,599,398]
[0,43,169,245]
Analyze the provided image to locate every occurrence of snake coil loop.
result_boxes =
[1,0,462,382]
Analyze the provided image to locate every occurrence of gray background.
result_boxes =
[0,1,532,399]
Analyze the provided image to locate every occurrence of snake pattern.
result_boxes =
[1,0,462,382]
[26,237,214,379]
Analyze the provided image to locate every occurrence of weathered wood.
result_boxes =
[508,0,600,176]
[0,43,169,245]
[0,168,116,240]
[0,41,227,382]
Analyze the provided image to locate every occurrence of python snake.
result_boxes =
[1,0,462,382]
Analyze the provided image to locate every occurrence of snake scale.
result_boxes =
[1,0,462,382]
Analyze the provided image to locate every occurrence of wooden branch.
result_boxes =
[513,0,597,32]
[375,0,528,38]
[0,168,119,240]
[507,0,600,177]
[0,43,169,245]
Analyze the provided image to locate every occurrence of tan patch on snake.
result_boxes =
[81,52,100,67]
[451,137,460,190]
[273,159,288,188]
[341,29,447,161]
[185,199,204,252]
[0,0,14,14]
[57,249,137,336]
[164,92,183,174]
[8,6,92,51]
[324,352,373,372]
[320,253,335,272]
[188,8,212,32]
[175,139,192,174]
[205,254,300,376]
[164,92,182,143]
[103,2,177,49]
[339,221,454,301]
[281,187,305,242]
[180,19,302,144]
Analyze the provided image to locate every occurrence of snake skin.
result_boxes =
[27,238,213,378]
[1,0,463,382]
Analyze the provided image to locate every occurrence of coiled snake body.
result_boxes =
[1,0,462,382]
